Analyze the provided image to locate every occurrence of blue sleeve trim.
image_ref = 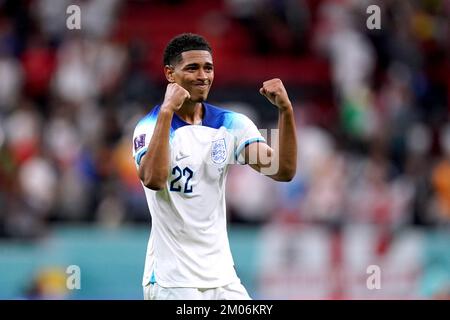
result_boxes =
[135,147,148,166]
[150,270,156,284]
[235,137,266,161]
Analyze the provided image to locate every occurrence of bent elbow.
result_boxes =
[282,174,295,182]
[273,167,296,182]
[138,160,168,190]
[143,180,166,191]
[142,175,167,191]
[275,173,295,182]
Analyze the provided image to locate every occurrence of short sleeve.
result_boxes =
[132,115,157,168]
[228,113,267,165]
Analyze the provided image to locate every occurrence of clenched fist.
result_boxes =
[259,78,292,111]
[162,83,191,112]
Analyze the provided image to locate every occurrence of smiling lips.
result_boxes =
[194,82,209,90]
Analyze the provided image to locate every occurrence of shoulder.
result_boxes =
[203,103,256,130]
[134,105,160,133]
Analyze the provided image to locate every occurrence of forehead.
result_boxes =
[178,50,213,66]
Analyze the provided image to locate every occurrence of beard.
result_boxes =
[193,96,206,102]
[189,91,208,102]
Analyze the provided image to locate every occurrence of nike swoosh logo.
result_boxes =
[175,153,190,161]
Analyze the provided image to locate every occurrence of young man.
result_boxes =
[132,33,297,300]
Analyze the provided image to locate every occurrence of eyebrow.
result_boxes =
[183,62,214,68]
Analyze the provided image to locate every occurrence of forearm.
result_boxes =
[273,106,297,181]
[139,108,173,190]
[255,78,297,181]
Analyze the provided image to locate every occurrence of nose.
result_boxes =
[197,68,208,81]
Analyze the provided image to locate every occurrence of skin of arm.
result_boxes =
[245,78,297,182]
[138,83,190,190]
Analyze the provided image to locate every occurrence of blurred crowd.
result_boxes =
[0,0,449,239]
[227,0,450,230]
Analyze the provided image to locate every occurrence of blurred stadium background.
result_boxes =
[0,0,449,299]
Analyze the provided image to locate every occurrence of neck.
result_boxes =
[175,100,204,125]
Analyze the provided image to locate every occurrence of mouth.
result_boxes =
[193,80,211,89]
[194,83,209,90]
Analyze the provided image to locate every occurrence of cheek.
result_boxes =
[174,73,191,84]
[178,79,191,90]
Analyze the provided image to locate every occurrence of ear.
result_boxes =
[164,65,175,83]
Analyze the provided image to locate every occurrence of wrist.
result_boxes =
[278,101,293,113]
[161,103,177,114]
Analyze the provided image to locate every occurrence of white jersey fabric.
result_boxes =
[132,102,266,288]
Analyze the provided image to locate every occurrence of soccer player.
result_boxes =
[132,33,297,300]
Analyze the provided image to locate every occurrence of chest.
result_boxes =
[167,126,234,194]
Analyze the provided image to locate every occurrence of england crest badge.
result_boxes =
[211,138,227,164]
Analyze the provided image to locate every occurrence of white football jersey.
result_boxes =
[132,103,266,288]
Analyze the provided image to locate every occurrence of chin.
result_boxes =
[192,95,208,102]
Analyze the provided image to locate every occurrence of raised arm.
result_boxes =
[138,83,190,190]
[245,78,297,181]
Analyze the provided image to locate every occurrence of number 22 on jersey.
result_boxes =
[169,166,193,193]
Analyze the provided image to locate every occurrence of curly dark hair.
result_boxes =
[163,33,212,66]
